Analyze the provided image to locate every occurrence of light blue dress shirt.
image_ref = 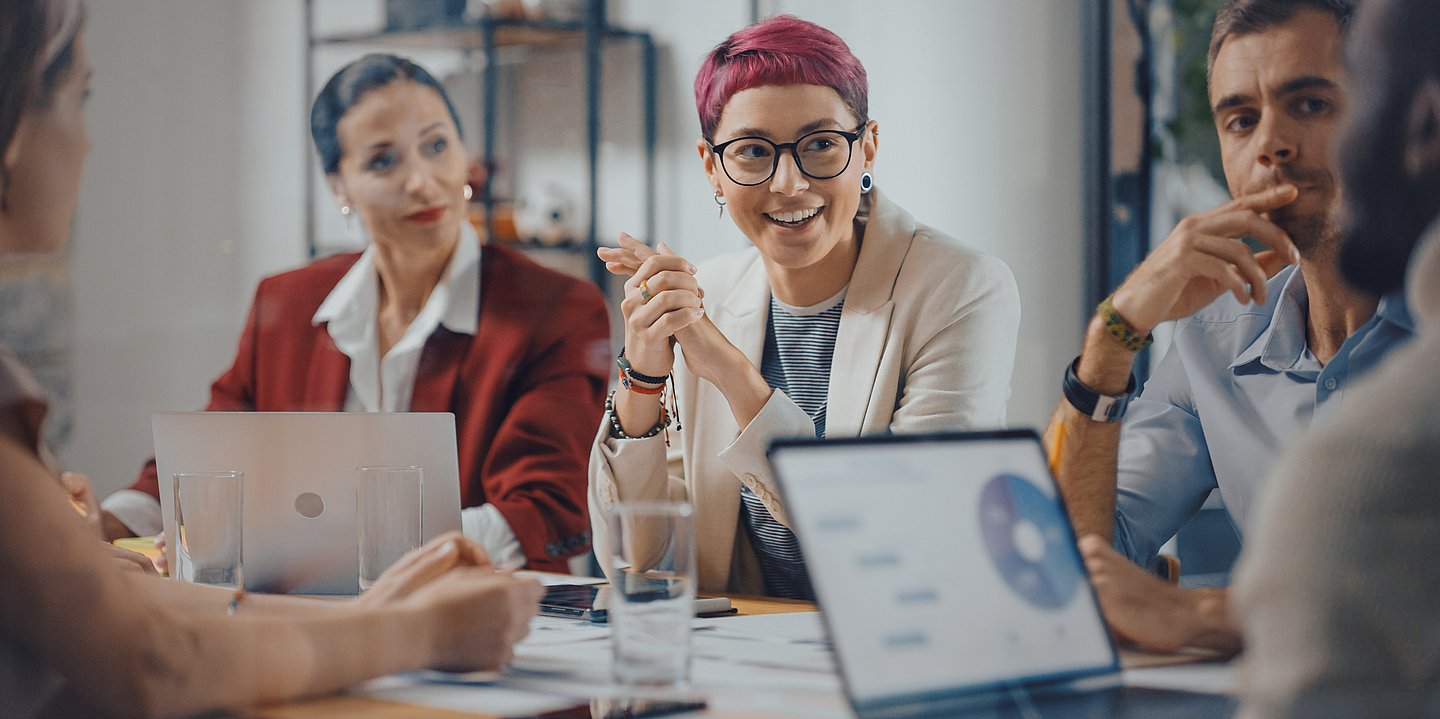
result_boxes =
[1113,265,1415,567]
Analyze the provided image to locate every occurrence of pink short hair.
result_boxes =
[694,15,869,140]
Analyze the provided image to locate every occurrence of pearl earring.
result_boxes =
[463,184,473,201]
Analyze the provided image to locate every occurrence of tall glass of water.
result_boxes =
[357,465,424,592]
[172,471,244,588]
[605,501,695,688]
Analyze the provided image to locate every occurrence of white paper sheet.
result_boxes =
[1123,662,1238,695]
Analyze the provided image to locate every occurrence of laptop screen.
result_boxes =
[769,430,1118,708]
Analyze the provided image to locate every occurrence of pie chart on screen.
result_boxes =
[978,473,1083,610]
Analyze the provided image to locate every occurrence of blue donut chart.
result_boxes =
[978,473,1083,610]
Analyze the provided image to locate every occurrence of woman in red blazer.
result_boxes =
[102,54,610,572]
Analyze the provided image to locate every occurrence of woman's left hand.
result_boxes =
[599,235,739,380]
[60,471,105,540]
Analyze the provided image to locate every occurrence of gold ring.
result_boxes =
[639,280,652,301]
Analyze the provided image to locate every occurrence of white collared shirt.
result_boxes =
[314,223,521,567]
[106,224,524,568]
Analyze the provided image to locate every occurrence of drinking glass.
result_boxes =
[357,465,424,591]
[605,501,696,688]
[172,471,244,588]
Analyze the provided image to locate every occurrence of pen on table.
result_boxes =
[1046,420,1066,477]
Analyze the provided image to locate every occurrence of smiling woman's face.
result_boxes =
[330,79,467,252]
[700,84,876,271]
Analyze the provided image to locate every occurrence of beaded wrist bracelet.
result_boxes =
[605,391,670,440]
[1097,294,1154,351]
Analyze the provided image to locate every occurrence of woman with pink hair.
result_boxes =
[590,15,1021,597]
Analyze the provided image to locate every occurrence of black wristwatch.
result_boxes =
[1062,356,1137,423]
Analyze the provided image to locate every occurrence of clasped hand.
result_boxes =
[598,233,735,383]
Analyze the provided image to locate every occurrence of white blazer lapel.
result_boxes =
[710,252,770,368]
[826,190,914,436]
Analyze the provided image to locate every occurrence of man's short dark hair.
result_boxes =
[1207,0,1357,82]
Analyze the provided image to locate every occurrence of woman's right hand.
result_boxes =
[611,233,706,379]
[357,531,491,608]
[409,568,543,672]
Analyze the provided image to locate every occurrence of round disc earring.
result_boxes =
[860,172,874,194]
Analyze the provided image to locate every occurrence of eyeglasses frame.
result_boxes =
[706,123,869,187]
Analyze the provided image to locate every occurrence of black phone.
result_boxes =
[539,584,610,622]
[539,584,735,623]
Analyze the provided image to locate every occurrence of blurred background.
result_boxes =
[0,0,1236,577]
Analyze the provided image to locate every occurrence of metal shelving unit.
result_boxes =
[302,0,657,288]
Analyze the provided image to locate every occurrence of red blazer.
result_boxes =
[132,244,611,571]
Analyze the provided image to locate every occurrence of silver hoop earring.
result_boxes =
[340,205,351,216]
[860,172,874,194]
[463,184,473,201]
[713,191,727,217]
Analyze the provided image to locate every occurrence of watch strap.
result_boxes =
[1062,356,1137,423]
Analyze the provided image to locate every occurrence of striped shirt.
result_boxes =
[741,287,846,600]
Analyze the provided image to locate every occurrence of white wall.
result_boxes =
[64,0,1084,496]
[67,0,307,494]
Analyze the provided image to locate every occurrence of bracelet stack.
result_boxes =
[609,349,684,444]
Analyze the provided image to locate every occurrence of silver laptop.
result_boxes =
[154,412,463,595]
[768,430,1234,718]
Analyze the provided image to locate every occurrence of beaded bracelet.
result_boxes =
[1097,294,1154,351]
[605,391,670,440]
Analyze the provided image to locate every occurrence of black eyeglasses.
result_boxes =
[707,124,867,187]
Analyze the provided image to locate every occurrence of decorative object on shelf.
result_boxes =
[538,0,593,23]
[385,0,466,31]
[515,183,577,247]
[489,0,529,20]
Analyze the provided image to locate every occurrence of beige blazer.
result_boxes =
[589,189,1021,594]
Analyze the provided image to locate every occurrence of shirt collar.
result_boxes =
[312,222,482,337]
[1228,261,1415,373]
[1230,266,1313,373]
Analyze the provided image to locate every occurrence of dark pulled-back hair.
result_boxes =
[1207,0,1357,81]
[309,53,463,175]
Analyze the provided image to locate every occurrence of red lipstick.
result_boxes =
[405,205,447,223]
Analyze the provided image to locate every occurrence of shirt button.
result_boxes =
[1323,378,1338,391]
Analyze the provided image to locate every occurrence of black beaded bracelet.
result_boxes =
[605,391,670,440]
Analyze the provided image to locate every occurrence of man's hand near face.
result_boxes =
[1046,186,1302,542]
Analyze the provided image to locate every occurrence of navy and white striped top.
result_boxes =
[741,287,846,600]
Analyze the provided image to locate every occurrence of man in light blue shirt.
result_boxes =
[1047,0,1415,654]
[1112,264,1412,566]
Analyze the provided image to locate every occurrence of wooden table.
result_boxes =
[250,595,816,718]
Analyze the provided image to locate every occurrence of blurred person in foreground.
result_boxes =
[1232,0,1440,714]
[0,2,540,717]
